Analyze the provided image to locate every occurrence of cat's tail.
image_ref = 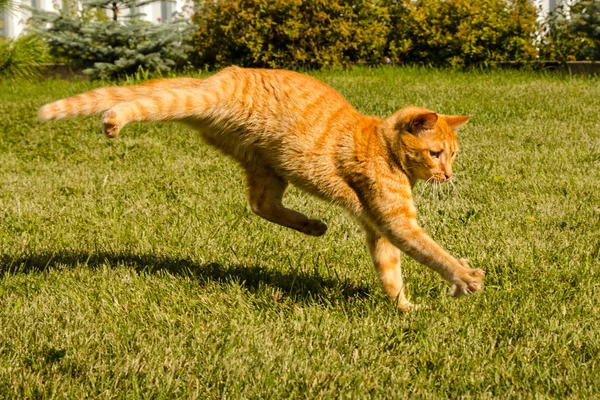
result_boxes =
[38,88,128,121]
[38,77,203,121]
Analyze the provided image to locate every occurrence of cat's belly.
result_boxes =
[184,120,362,213]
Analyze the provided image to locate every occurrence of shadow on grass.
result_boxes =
[0,251,370,304]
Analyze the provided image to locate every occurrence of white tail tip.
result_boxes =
[38,104,55,121]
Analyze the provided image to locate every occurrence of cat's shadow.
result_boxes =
[0,251,370,304]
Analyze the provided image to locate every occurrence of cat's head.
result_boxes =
[382,106,469,183]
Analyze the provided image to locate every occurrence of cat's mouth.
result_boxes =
[421,175,451,187]
[419,175,460,198]
[431,174,451,183]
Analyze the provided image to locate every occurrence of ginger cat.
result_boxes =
[38,66,484,310]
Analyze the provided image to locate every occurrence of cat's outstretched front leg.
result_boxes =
[379,217,485,298]
[245,166,328,236]
[360,179,485,299]
[365,227,415,311]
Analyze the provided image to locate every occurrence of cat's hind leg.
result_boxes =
[246,166,327,237]
[365,226,416,311]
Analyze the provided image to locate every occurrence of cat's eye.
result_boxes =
[429,150,442,158]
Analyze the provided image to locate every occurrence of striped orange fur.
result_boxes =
[38,66,484,309]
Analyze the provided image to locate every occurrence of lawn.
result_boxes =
[0,67,599,398]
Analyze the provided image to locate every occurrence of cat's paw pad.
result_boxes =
[300,219,328,236]
[450,268,485,297]
[102,110,121,138]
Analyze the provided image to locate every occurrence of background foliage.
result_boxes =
[0,34,49,79]
[538,1,600,63]
[33,0,191,80]
[190,0,540,69]
[571,0,600,58]
[0,0,49,79]
[565,0,600,61]
[6,0,597,76]
[191,0,391,69]
[385,0,538,67]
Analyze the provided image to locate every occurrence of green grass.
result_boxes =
[0,67,599,398]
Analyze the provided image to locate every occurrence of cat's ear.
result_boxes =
[445,115,470,129]
[408,112,438,135]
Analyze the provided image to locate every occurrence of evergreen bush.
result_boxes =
[34,0,192,80]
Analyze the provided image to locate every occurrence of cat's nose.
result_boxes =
[443,164,453,180]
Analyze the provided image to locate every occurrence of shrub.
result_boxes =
[0,0,50,79]
[538,0,599,63]
[385,0,538,67]
[568,0,600,60]
[538,4,584,63]
[190,0,538,69]
[0,34,50,80]
[190,0,391,69]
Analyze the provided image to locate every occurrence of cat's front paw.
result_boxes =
[300,219,328,236]
[450,259,485,297]
[397,301,426,312]
[102,110,122,138]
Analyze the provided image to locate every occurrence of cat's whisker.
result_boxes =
[419,177,434,197]
[451,175,463,189]
[450,180,461,198]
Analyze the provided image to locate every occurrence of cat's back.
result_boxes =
[208,66,359,123]
[215,66,343,97]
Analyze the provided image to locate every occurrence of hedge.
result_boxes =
[190,0,539,69]
[386,0,538,67]
[191,0,391,69]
